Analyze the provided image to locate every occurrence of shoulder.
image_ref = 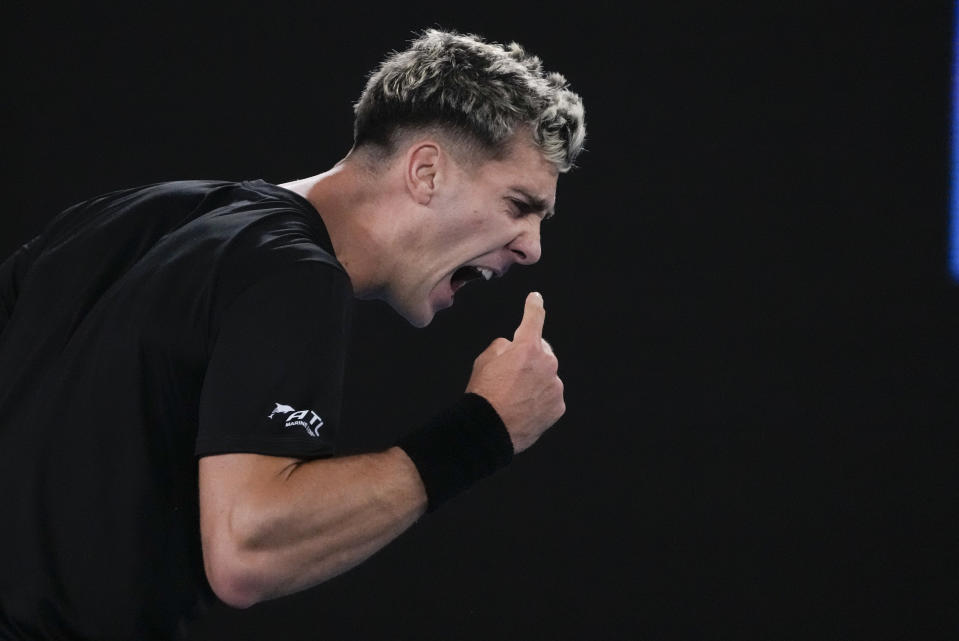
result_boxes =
[211,182,344,277]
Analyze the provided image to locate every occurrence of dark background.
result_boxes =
[3,2,957,639]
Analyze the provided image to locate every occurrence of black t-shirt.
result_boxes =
[0,180,353,639]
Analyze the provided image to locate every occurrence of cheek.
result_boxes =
[435,212,492,250]
[466,218,492,241]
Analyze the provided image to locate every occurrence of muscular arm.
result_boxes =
[200,292,562,609]
[200,447,426,608]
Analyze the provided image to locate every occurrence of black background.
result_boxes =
[3,2,957,640]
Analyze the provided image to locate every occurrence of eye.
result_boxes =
[508,198,535,216]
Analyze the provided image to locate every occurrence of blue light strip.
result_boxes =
[951,2,959,281]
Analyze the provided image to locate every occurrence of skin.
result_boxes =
[281,131,558,326]
[199,131,565,608]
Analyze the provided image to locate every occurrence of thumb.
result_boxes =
[513,292,545,343]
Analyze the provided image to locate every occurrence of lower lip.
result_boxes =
[432,278,456,311]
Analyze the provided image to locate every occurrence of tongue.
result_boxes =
[451,266,480,291]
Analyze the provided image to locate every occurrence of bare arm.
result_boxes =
[199,447,426,608]
[200,292,563,608]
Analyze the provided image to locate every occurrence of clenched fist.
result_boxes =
[466,292,565,453]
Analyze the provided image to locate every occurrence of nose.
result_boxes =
[508,220,542,265]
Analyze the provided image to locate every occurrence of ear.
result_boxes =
[405,142,441,205]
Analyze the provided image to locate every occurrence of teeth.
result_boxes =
[477,267,493,281]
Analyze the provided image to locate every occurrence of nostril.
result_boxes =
[507,231,542,265]
[510,242,541,265]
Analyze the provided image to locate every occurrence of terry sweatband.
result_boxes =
[398,393,514,512]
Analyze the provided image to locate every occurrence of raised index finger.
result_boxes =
[513,292,545,343]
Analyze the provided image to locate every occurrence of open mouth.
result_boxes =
[450,265,495,293]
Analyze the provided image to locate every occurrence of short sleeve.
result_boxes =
[196,262,352,459]
[0,238,39,336]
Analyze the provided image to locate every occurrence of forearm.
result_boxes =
[200,447,426,607]
[201,367,552,609]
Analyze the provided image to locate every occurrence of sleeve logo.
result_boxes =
[268,402,325,437]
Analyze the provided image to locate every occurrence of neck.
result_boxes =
[278,156,398,299]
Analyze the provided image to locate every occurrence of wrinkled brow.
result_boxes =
[508,187,555,219]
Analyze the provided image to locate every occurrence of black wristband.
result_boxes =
[398,393,514,512]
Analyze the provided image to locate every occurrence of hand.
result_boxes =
[465,292,565,454]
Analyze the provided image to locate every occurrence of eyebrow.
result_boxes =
[508,187,556,219]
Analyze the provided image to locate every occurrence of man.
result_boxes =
[0,29,586,638]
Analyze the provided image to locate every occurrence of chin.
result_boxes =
[406,312,433,328]
[385,290,445,328]
[392,302,435,328]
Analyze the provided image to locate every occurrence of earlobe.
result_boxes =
[406,142,440,205]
